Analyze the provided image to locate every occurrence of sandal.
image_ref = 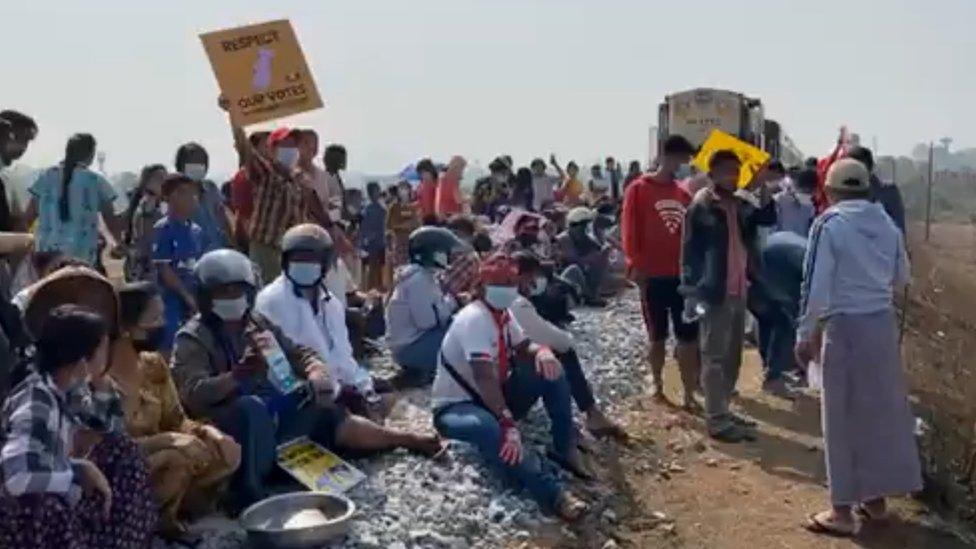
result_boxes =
[546,449,596,481]
[854,503,889,523]
[556,491,588,522]
[803,511,856,538]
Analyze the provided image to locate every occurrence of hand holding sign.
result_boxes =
[201,20,323,126]
[692,129,771,189]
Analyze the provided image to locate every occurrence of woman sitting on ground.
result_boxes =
[111,282,240,542]
[0,304,156,548]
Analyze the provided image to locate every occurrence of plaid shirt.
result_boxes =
[1,373,84,504]
[248,154,307,248]
[440,250,482,296]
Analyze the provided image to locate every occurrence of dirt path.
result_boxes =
[566,350,975,549]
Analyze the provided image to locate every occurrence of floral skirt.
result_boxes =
[0,433,157,549]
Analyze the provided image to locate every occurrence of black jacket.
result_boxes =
[680,188,777,306]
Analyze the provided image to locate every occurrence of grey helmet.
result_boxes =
[281,223,334,266]
[408,226,462,269]
[194,248,256,290]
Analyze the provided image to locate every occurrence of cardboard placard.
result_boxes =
[277,437,365,494]
[200,19,323,126]
[692,129,771,189]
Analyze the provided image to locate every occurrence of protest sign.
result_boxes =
[277,437,365,494]
[692,129,771,189]
[200,19,323,126]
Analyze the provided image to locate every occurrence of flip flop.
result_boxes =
[546,449,596,481]
[803,512,856,538]
[854,504,889,523]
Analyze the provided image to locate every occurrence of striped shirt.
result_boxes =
[1,373,84,504]
[247,154,307,248]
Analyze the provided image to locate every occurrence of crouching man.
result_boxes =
[171,249,443,509]
[431,253,589,522]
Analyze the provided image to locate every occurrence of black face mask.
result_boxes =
[133,326,167,353]
[517,232,539,246]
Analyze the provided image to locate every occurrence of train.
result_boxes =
[655,88,804,167]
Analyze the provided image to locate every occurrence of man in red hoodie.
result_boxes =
[622,135,700,410]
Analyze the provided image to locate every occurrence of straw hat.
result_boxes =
[22,266,119,339]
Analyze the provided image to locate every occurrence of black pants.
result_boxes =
[555,348,596,413]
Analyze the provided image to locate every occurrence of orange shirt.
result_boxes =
[435,172,462,218]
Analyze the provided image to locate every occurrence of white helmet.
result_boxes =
[195,248,256,290]
[566,206,595,225]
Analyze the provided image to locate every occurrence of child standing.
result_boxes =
[360,181,387,291]
[153,173,203,351]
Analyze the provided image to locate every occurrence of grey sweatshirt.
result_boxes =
[798,200,909,340]
[385,264,458,351]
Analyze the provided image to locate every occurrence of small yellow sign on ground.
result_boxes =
[692,129,770,188]
[201,19,323,126]
[277,437,365,493]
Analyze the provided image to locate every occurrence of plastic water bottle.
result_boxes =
[353,364,381,405]
[682,298,707,323]
[256,330,301,395]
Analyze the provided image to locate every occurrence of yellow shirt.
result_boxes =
[561,177,585,205]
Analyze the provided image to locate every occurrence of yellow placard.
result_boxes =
[277,437,365,493]
[692,129,771,189]
[200,20,323,126]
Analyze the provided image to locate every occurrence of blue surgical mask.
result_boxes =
[675,163,692,180]
[287,262,323,287]
[276,147,300,170]
[484,285,519,310]
[530,276,548,297]
[183,163,207,182]
[212,296,249,321]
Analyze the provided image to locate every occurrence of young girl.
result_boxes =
[122,164,167,282]
[0,304,157,548]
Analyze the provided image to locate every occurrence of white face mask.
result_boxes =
[276,147,300,170]
[183,163,207,182]
[432,251,449,269]
[796,192,813,206]
[287,262,324,287]
[328,208,342,222]
[484,285,519,310]
[211,296,249,321]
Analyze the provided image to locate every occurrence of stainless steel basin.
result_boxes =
[239,492,356,548]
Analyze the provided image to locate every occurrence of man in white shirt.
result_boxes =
[255,224,378,415]
[431,253,588,521]
[508,252,625,440]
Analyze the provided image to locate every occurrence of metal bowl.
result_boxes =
[239,492,356,549]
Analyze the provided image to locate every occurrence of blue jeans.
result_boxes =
[212,396,277,508]
[433,361,575,510]
[757,306,797,382]
[392,324,449,383]
[161,292,189,352]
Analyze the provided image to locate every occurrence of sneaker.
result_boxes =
[763,378,798,400]
[709,423,756,443]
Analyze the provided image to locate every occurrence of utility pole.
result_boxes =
[925,141,935,242]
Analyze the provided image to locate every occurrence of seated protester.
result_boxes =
[432,254,589,522]
[0,303,155,548]
[509,253,626,440]
[554,207,610,307]
[171,249,441,508]
[591,211,629,294]
[386,226,463,385]
[111,282,240,543]
[441,214,483,297]
[255,224,382,417]
[154,173,204,352]
[748,232,806,399]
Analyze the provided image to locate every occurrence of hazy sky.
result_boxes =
[5,0,974,176]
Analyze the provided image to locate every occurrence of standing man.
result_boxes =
[847,146,906,235]
[622,135,700,410]
[435,156,466,220]
[0,110,38,232]
[681,150,776,442]
[797,158,920,536]
[605,157,623,204]
[415,159,439,224]
[530,158,558,212]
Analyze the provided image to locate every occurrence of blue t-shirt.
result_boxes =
[192,179,229,253]
[152,216,203,294]
[30,165,117,265]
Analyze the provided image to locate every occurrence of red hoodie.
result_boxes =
[621,174,691,278]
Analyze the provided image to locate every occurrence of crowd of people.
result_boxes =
[0,101,921,546]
